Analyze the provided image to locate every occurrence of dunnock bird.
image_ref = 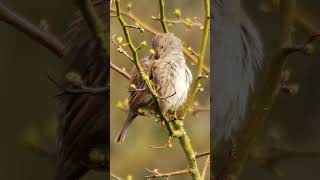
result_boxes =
[56,1,108,180]
[114,33,192,143]
[212,0,264,147]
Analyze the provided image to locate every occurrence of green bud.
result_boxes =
[127,2,133,11]
[303,44,316,55]
[140,41,147,47]
[65,72,82,85]
[89,148,105,164]
[173,8,182,18]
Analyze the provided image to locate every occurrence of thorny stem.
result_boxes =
[180,0,210,120]
[217,0,296,179]
[109,8,210,73]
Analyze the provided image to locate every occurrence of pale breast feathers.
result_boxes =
[150,58,192,110]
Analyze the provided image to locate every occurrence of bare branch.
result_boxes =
[201,156,210,180]
[152,16,204,30]
[48,74,108,95]
[196,151,210,158]
[110,61,131,80]
[145,168,190,179]
[111,34,134,61]
[0,1,65,57]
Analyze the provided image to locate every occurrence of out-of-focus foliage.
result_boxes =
[0,0,105,179]
[240,0,320,179]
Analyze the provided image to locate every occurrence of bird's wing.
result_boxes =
[128,57,152,111]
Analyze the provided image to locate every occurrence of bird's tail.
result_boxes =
[114,111,137,143]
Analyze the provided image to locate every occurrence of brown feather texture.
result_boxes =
[56,1,109,180]
[114,33,192,143]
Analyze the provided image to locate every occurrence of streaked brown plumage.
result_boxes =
[114,33,192,143]
[56,1,108,180]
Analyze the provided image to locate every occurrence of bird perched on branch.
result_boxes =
[55,1,108,180]
[114,33,192,143]
[212,0,264,147]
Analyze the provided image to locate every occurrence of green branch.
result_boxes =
[217,0,296,179]
[159,0,169,33]
[180,0,210,120]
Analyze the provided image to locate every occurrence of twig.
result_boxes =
[284,33,320,54]
[152,16,204,29]
[125,24,144,32]
[149,136,172,149]
[187,47,200,58]
[48,74,108,95]
[144,151,210,180]
[0,1,64,57]
[110,8,210,73]
[145,168,190,179]
[196,151,210,158]
[110,62,131,80]
[201,156,210,180]
[111,173,122,180]
[111,34,134,61]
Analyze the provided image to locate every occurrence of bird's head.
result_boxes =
[152,33,183,59]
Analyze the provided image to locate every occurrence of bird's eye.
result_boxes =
[160,46,164,49]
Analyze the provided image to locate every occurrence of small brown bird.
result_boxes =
[115,33,193,143]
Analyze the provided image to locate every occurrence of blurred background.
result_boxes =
[110,0,210,179]
[0,0,104,179]
[239,0,320,180]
